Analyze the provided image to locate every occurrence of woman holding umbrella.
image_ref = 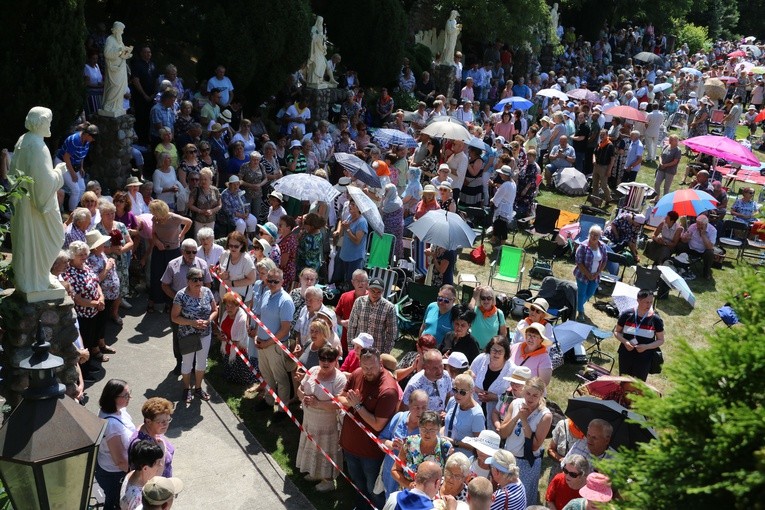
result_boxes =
[336,198,368,284]
[614,289,665,382]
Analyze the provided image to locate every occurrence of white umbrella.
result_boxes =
[553,320,594,354]
[421,117,472,142]
[536,88,569,100]
[744,36,757,43]
[346,185,384,235]
[553,167,588,196]
[612,281,640,314]
[273,174,340,202]
[653,83,673,93]
[742,44,762,57]
[657,265,696,307]
[467,137,490,151]
[408,210,477,250]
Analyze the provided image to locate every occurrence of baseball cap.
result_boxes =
[142,476,184,506]
[443,351,469,370]
[368,277,384,291]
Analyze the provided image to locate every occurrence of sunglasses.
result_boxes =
[267,279,281,284]
[360,347,379,356]
[480,296,494,301]
[562,467,582,478]
[452,388,469,396]
[189,277,204,282]
[318,356,336,363]
[184,250,197,255]
[437,297,453,304]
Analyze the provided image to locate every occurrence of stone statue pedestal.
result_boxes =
[0,290,80,406]
[304,87,349,122]
[88,113,135,194]
[18,278,67,304]
[434,64,457,99]
[97,108,123,118]
[306,81,332,90]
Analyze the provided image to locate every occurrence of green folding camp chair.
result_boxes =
[488,245,526,293]
[366,232,396,269]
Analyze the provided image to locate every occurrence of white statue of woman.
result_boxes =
[101,21,133,116]
[441,10,461,66]
[9,107,66,301]
[307,16,329,86]
[549,3,560,43]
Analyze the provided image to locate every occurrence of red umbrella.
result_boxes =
[602,104,648,123]
[728,49,746,58]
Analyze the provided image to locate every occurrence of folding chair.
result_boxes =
[587,327,616,372]
[488,245,526,293]
[366,266,399,301]
[409,238,429,278]
[365,232,395,269]
[717,219,749,262]
[520,205,560,248]
[528,239,558,291]
[740,237,765,266]
[632,265,661,293]
[708,109,725,135]
[394,280,440,342]
[574,214,607,244]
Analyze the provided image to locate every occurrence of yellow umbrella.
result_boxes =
[750,66,765,74]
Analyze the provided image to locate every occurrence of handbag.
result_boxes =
[648,348,664,374]
[548,341,565,371]
[178,332,202,355]
[470,242,486,265]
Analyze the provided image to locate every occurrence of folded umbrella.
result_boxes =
[334,152,382,188]
[408,210,476,251]
[602,104,647,123]
[421,117,472,142]
[566,396,658,450]
[372,128,418,149]
[493,96,534,111]
[681,135,760,166]
[273,174,340,203]
[346,185,385,235]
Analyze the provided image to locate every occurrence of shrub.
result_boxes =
[673,20,711,54]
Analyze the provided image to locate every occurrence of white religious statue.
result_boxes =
[101,21,133,117]
[549,3,560,44]
[441,10,461,66]
[307,16,332,89]
[9,107,67,302]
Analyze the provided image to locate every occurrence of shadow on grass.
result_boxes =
[205,354,356,510]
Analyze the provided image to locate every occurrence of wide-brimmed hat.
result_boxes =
[496,165,513,177]
[438,181,452,191]
[335,176,352,191]
[522,322,553,346]
[142,476,184,506]
[210,123,224,133]
[351,332,374,349]
[486,449,517,473]
[219,109,232,123]
[86,230,110,250]
[268,191,283,202]
[257,222,278,239]
[125,176,143,187]
[442,351,469,370]
[254,238,271,256]
[463,430,501,457]
[380,353,398,378]
[579,473,613,502]
[422,184,437,194]
[524,298,554,319]
[289,139,302,149]
[504,365,533,385]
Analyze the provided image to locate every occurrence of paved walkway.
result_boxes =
[83,297,314,510]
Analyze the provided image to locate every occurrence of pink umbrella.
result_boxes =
[728,50,746,58]
[718,76,739,84]
[681,135,760,166]
[566,88,602,103]
[602,104,648,123]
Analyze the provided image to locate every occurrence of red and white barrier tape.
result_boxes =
[210,270,415,474]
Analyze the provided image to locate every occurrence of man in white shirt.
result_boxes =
[207,65,234,107]
[453,101,474,123]
[382,461,442,510]
[644,103,665,161]
[285,98,311,138]
[447,140,469,202]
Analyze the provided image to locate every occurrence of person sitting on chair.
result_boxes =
[602,213,645,275]
[644,211,683,266]
[677,214,717,279]
[544,135,575,188]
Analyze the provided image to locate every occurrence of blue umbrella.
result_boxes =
[333,152,382,188]
[372,128,418,149]
[408,210,477,250]
[493,97,534,112]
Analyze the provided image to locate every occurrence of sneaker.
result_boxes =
[315,480,336,492]
[120,299,132,310]
[304,474,322,482]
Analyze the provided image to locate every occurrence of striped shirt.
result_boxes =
[490,480,526,510]
[616,308,664,345]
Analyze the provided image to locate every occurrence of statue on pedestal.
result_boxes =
[549,3,561,44]
[307,16,334,89]
[9,107,67,302]
[441,10,461,66]
[100,21,133,117]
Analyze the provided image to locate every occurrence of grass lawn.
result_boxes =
[207,125,763,509]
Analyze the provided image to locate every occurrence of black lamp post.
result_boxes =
[0,323,105,509]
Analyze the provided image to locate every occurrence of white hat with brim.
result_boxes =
[503,365,533,385]
[463,430,501,457]
[85,230,110,251]
[485,449,516,473]
[351,333,374,349]
[524,298,554,319]
[522,322,553,347]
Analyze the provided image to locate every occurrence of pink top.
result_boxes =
[510,343,552,379]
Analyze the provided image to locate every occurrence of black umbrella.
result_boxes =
[565,396,658,450]
[633,51,663,65]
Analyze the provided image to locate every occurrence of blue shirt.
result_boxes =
[625,139,644,173]
[55,132,90,167]
[339,216,368,262]
[150,103,176,138]
[422,302,453,345]
[256,288,294,341]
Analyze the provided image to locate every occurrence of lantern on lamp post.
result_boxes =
[0,324,105,509]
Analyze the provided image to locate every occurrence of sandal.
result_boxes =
[195,388,211,401]
[93,352,110,363]
[101,345,117,354]
[183,388,193,404]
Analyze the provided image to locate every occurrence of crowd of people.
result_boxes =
[7,16,763,510]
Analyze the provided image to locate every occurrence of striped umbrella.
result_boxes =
[372,128,418,149]
[651,189,718,217]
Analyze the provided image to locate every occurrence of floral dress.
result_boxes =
[88,252,120,301]
[64,264,100,318]
[689,105,710,137]
[96,221,130,298]
[173,286,214,338]
[277,230,299,285]
[515,162,539,218]
[179,159,203,181]
[297,230,323,274]
[190,187,221,224]
[399,435,452,484]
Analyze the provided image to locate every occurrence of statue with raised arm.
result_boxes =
[101,21,133,117]
[307,16,330,88]
[441,10,461,66]
[9,107,67,302]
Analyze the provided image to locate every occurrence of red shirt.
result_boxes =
[545,472,581,510]
[335,289,365,355]
[339,368,399,459]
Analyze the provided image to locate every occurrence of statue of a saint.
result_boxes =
[101,21,133,117]
[441,11,462,66]
[549,3,560,44]
[9,107,66,302]
[307,16,330,88]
